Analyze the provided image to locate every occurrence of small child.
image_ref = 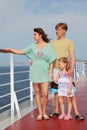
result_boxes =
[53,57,74,120]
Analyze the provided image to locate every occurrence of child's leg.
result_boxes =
[59,96,65,114]
[64,97,73,120]
[67,97,72,115]
[58,96,66,119]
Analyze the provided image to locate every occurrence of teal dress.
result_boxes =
[23,43,57,83]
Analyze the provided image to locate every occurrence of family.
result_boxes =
[1,22,84,121]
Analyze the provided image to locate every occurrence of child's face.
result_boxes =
[58,61,66,70]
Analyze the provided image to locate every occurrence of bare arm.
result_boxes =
[68,50,76,75]
[49,62,53,79]
[53,72,60,82]
[67,76,73,95]
[5,48,25,55]
[70,50,76,71]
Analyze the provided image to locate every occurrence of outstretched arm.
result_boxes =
[5,48,25,55]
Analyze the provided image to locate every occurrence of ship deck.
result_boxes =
[5,78,87,130]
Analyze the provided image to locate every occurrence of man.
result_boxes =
[50,22,84,120]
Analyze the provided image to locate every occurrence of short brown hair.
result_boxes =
[55,23,68,31]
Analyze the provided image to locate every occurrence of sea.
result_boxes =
[0,66,30,113]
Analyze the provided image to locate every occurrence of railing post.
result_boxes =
[82,62,85,76]
[74,67,76,80]
[10,54,15,121]
[30,81,33,105]
[10,54,21,122]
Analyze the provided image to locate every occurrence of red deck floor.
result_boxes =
[5,79,87,130]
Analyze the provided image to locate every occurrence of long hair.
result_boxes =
[34,28,50,43]
[58,57,71,71]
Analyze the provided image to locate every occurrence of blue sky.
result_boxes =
[0,0,87,62]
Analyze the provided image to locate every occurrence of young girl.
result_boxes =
[53,57,74,120]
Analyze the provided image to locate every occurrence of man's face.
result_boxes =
[56,27,66,38]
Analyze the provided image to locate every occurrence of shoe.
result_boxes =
[64,114,73,120]
[75,114,84,120]
[37,115,43,120]
[49,112,60,118]
[58,114,66,120]
[43,115,49,120]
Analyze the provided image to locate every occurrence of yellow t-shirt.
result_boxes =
[51,38,74,68]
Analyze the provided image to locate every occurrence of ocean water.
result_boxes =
[0,66,30,113]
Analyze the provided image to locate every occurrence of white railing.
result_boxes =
[0,54,87,122]
[74,60,87,81]
[0,54,34,122]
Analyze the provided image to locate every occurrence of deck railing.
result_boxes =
[74,60,87,80]
[0,54,87,122]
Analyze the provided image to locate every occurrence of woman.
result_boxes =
[5,28,57,120]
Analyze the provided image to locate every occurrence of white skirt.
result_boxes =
[58,88,74,97]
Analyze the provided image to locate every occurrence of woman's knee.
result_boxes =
[42,92,48,99]
[33,83,40,94]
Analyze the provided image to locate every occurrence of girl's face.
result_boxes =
[33,32,42,42]
[58,61,66,70]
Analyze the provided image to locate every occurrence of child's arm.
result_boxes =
[67,76,73,95]
[53,72,60,82]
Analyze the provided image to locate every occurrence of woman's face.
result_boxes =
[33,32,42,42]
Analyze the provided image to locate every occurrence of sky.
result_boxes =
[0,0,87,63]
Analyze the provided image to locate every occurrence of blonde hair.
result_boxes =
[58,57,71,71]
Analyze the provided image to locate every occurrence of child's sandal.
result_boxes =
[64,114,73,120]
[58,114,66,119]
